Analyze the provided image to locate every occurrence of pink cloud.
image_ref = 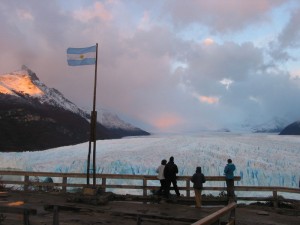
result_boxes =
[150,113,184,131]
[199,96,219,104]
[203,38,214,46]
[73,1,113,22]
[138,11,152,30]
[17,9,34,21]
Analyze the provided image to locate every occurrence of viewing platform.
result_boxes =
[0,170,300,225]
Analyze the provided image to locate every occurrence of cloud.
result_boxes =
[277,8,300,48]
[73,1,113,22]
[220,78,234,90]
[17,9,34,21]
[150,113,184,132]
[181,41,264,98]
[164,0,286,32]
[192,92,219,104]
[269,6,300,62]
[249,96,262,104]
[0,1,300,133]
[203,38,214,46]
[137,11,152,31]
[199,96,219,104]
[290,69,300,79]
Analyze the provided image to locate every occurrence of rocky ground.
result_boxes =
[0,190,300,225]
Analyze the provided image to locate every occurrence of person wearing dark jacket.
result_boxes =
[191,167,206,208]
[224,158,236,199]
[164,156,180,197]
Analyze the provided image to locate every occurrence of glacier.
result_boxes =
[0,132,299,199]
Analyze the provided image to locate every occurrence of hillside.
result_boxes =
[279,121,300,135]
[0,66,149,151]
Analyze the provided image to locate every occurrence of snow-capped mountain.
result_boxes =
[229,117,290,133]
[0,65,89,118]
[0,66,149,151]
[98,109,140,131]
[250,117,290,133]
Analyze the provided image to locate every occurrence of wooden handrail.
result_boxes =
[235,186,300,193]
[0,170,241,181]
[191,202,237,225]
[1,170,299,207]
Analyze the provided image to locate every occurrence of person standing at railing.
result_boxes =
[164,156,180,198]
[191,166,206,208]
[224,158,236,200]
[156,159,167,196]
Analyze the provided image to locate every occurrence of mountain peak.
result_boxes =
[0,67,44,96]
[0,67,149,150]
[21,65,40,81]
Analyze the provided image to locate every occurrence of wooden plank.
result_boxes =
[191,203,237,225]
[237,197,273,201]
[0,205,37,215]
[235,186,300,193]
[0,192,8,197]
[44,204,82,212]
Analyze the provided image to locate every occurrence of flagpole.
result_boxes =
[87,43,98,187]
[92,43,98,187]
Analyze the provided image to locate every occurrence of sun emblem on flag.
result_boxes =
[80,54,85,59]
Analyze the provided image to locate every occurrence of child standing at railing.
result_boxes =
[191,166,206,208]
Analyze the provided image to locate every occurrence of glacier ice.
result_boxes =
[0,132,299,199]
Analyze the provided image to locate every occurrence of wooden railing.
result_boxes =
[191,202,236,225]
[0,170,240,195]
[1,170,299,206]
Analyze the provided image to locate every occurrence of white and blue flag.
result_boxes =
[67,45,96,66]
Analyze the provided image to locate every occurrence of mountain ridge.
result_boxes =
[279,120,300,135]
[0,66,150,151]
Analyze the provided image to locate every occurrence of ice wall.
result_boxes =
[0,133,299,192]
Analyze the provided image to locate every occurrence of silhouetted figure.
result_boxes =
[156,159,167,195]
[43,177,53,192]
[224,158,236,199]
[164,156,180,197]
[191,166,206,208]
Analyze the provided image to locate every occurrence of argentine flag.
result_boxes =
[67,45,96,66]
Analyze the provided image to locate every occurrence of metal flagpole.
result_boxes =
[87,43,98,186]
[92,43,98,186]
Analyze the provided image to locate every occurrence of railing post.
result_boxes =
[273,190,278,208]
[143,178,147,197]
[23,209,30,225]
[228,206,236,225]
[62,177,67,193]
[24,175,29,191]
[102,178,106,192]
[186,180,190,197]
[53,205,59,225]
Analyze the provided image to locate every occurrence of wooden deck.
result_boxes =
[1,190,300,225]
[1,171,300,224]
[0,191,230,225]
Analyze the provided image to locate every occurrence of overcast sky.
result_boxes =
[1,0,300,133]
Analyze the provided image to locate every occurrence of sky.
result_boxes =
[1,0,300,133]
